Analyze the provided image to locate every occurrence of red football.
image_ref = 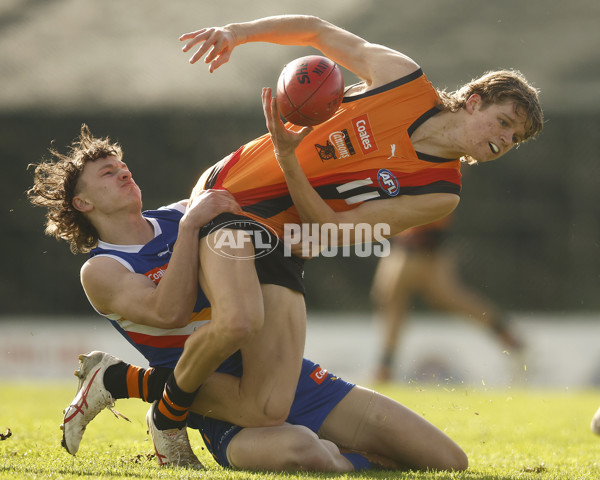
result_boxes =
[276,55,345,126]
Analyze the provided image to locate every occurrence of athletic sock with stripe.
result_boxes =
[152,373,198,430]
[103,363,171,403]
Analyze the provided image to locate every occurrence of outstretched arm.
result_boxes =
[180,15,418,89]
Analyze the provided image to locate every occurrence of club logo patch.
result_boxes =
[315,129,356,161]
[310,366,328,385]
[377,169,400,197]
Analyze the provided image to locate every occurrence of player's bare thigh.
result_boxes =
[227,423,353,472]
[188,284,305,425]
[318,385,467,470]
[237,283,306,423]
[199,230,264,329]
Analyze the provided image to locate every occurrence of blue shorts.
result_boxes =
[187,358,355,467]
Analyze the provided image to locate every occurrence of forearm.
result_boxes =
[276,152,338,226]
[227,15,373,81]
[227,15,326,49]
[150,222,200,326]
[184,15,415,88]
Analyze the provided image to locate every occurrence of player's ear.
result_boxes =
[465,94,482,114]
[72,195,93,213]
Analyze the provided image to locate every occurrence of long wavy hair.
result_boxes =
[27,125,123,254]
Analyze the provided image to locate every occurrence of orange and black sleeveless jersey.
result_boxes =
[197,69,462,238]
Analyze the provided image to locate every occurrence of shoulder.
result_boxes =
[363,47,421,90]
[143,201,187,219]
[81,255,133,288]
[345,68,432,100]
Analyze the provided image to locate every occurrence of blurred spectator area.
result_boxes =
[1,0,599,314]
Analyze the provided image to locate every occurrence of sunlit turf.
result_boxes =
[1,381,599,479]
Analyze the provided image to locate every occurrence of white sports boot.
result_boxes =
[146,402,204,469]
[60,351,125,455]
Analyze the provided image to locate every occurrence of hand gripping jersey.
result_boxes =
[197,69,462,237]
[85,203,211,368]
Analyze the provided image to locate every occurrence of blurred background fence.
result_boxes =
[2,0,599,316]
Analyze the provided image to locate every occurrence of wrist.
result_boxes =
[225,23,244,45]
[274,149,296,160]
[178,216,202,235]
[274,150,301,173]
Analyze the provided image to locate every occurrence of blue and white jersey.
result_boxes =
[86,202,210,368]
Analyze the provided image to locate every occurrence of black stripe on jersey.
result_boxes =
[342,69,424,103]
[315,182,460,199]
[243,183,380,219]
[241,195,292,219]
[241,180,459,220]
[398,181,461,196]
[416,151,459,163]
[202,163,222,189]
[408,107,441,136]
[316,183,376,200]
[242,182,356,219]
[408,107,458,164]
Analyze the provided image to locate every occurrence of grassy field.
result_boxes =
[1,382,599,479]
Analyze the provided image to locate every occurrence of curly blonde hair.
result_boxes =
[27,124,123,254]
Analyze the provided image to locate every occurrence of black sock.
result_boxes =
[103,362,129,399]
[152,373,198,430]
[104,363,172,402]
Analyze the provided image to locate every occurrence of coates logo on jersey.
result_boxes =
[145,263,169,284]
[377,169,400,197]
[310,366,328,385]
[351,114,378,155]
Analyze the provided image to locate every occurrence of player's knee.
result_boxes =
[268,383,304,425]
[223,316,261,346]
[246,398,291,427]
[279,426,343,471]
[212,302,264,347]
[263,404,291,426]
[431,444,468,471]
[445,448,468,471]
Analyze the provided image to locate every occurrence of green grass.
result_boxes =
[1,382,599,479]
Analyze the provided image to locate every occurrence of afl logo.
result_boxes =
[377,169,400,197]
[207,220,279,260]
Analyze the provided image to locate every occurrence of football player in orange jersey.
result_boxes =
[169,16,542,449]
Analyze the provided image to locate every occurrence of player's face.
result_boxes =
[74,155,142,214]
[465,98,527,163]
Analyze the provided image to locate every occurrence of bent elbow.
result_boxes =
[159,312,190,329]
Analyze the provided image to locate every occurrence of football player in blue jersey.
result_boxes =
[29,124,466,472]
